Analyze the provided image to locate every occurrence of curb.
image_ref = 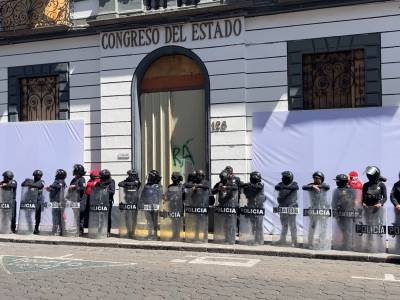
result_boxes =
[1,236,399,264]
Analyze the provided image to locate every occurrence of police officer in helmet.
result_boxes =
[0,171,17,233]
[96,169,115,236]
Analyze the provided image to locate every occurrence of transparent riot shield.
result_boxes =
[303,190,332,250]
[0,189,13,234]
[17,186,38,234]
[270,190,300,246]
[354,206,386,253]
[160,186,184,241]
[119,186,139,239]
[41,188,65,235]
[214,187,239,245]
[185,187,209,243]
[331,187,360,251]
[388,207,400,254]
[135,185,162,240]
[88,186,109,239]
[239,191,266,245]
[61,189,80,237]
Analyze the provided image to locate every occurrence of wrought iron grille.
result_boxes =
[20,76,59,121]
[303,49,366,109]
[0,0,71,32]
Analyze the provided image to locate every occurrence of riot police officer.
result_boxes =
[302,171,330,249]
[241,171,266,245]
[118,169,141,238]
[96,169,115,237]
[0,171,17,233]
[274,171,299,246]
[332,174,356,250]
[47,169,67,235]
[212,170,239,244]
[161,172,184,241]
[362,166,387,208]
[27,170,45,234]
[69,164,86,235]
[390,172,400,218]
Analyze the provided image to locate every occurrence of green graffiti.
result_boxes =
[172,138,195,168]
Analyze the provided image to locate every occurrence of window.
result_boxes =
[287,33,381,110]
[302,49,366,109]
[8,63,69,122]
[20,76,59,121]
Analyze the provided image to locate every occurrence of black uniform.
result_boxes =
[164,172,184,241]
[243,171,266,244]
[275,173,299,245]
[185,170,210,241]
[96,178,115,235]
[391,180,400,225]
[0,178,17,233]
[118,170,141,238]
[332,174,356,250]
[48,179,66,235]
[302,172,330,249]
[212,171,239,244]
[69,176,86,232]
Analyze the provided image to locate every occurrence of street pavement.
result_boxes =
[0,243,399,299]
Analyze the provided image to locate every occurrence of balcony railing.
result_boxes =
[0,0,71,32]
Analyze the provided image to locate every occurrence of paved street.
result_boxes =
[0,242,398,300]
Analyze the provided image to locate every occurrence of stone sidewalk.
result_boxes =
[0,232,399,264]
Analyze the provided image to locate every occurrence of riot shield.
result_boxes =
[135,185,162,240]
[354,206,386,253]
[184,187,209,243]
[159,186,184,241]
[119,186,139,239]
[41,188,65,235]
[61,189,80,237]
[331,187,360,251]
[239,190,266,245]
[388,207,400,254]
[0,189,13,234]
[214,187,239,245]
[88,186,109,239]
[17,186,38,234]
[303,190,332,250]
[270,190,299,246]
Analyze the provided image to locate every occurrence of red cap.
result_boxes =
[349,171,358,178]
[90,169,100,177]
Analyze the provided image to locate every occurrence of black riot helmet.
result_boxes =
[250,171,262,184]
[281,171,294,185]
[225,166,233,175]
[219,170,229,183]
[335,174,348,188]
[171,172,183,184]
[312,171,325,183]
[127,169,139,179]
[366,166,380,183]
[197,170,205,182]
[99,169,111,181]
[187,170,197,183]
[55,169,67,180]
[148,170,161,185]
[73,164,86,177]
[33,170,43,180]
[2,170,14,181]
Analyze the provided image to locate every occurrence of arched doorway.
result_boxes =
[132,47,210,187]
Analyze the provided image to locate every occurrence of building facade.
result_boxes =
[0,0,398,188]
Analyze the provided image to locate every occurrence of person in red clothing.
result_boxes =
[348,171,363,190]
[79,169,100,235]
